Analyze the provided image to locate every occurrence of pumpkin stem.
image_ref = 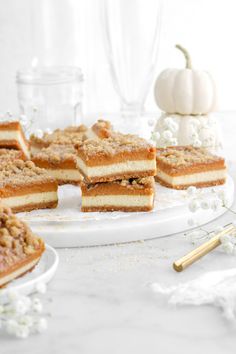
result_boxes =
[175,44,192,69]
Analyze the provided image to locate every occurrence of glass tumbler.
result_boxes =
[16,66,83,133]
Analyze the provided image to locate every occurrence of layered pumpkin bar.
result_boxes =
[81,177,155,212]
[0,148,26,163]
[155,146,226,189]
[0,121,30,159]
[76,134,157,183]
[30,125,87,154]
[32,144,83,185]
[0,160,58,212]
[85,119,113,140]
[0,204,45,287]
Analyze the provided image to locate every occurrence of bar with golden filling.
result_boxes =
[0,148,26,163]
[0,121,30,159]
[32,144,83,185]
[29,125,87,155]
[76,134,157,183]
[155,146,226,190]
[81,177,155,212]
[85,119,113,140]
[0,160,58,213]
[0,204,45,287]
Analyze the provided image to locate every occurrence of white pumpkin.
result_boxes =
[151,112,222,152]
[154,45,217,115]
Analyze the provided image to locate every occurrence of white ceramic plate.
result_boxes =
[0,244,59,303]
[18,176,234,248]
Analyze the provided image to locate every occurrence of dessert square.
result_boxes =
[85,119,113,140]
[30,125,87,154]
[32,144,83,185]
[0,148,26,163]
[155,146,226,189]
[0,204,45,287]
[76,134,156,183]
[81,177,155,212]
[0,121,30,159]
[0,160,58,213]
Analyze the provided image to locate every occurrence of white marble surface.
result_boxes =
[1,114,236,353]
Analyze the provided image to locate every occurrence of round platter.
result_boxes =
[0,245,59,302]
[18,176,234,248]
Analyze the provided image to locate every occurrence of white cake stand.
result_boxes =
[19,176,234,248]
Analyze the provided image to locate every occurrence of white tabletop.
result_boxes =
[1,112,236,353]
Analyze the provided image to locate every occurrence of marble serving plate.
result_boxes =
[18,176,234,248]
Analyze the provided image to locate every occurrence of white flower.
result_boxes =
[15,324,30,339]
[187,186,197,196]
[36,282,47,294]
[188,200,200,213]
[34,129,43,138]
[193,139,202,148]
[151,131,160,142]
[163,117,174,128]
[6,319,19,335]
[162,130,172,140]
[32,298,43,313]
[221,240,234,255]
[35,318,48,333]
[201,200,210,210]
[18,315,34,328]
[11,296,31,315]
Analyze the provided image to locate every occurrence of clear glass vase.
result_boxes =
[16,66,83,133]
[102,0,163,119]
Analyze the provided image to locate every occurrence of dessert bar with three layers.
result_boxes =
[81,177,155,212]
[76,134,157,183]
[155,146,226,189]
[0,160,58,212]
[32,144,83,185]
[0,121,30,159]
[0,204,45,287]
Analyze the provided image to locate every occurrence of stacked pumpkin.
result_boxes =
[151,45,222,151]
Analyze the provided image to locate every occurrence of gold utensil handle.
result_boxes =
[173,225,235,272]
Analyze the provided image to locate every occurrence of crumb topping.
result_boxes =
[76,134,155,157]
[156,146,225,167]
[30,125,87,147]
[32,144,77,163]
[86,177,155,191]
[0,149,24,162]
[0,160,54,187]
[0,204,44,271]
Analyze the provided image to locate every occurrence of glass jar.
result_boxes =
[16,66,83,132]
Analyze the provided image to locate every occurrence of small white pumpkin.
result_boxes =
[154,45,217,115]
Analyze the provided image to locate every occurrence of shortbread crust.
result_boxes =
[0,204,45,287]
[155,146,226,189]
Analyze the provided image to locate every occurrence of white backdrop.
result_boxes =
[0,0,236,115]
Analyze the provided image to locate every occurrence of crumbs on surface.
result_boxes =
[156,146,225,167]
[0,149,24,161]
[0,204,44,269]
[32,144,77,163]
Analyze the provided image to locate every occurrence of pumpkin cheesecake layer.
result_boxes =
[0,121,30,159]
[76,134,157,183]
[30,124,87,155]
[155,146,226,189]
[85,119,113,140]
[81,177,155,212]
[32,144,83,185]
[0,160,58,213]
[0,204,45,287]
